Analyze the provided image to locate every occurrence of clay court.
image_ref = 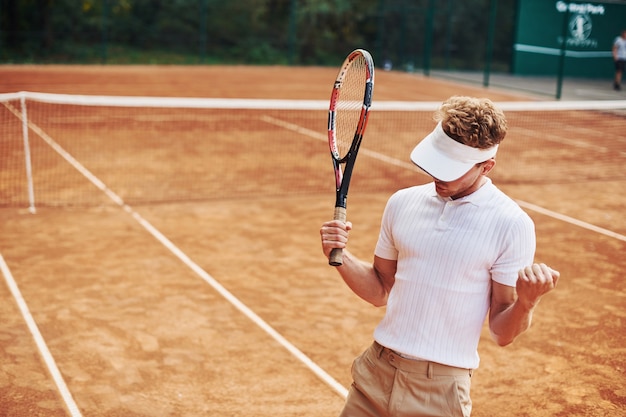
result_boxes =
[0,65,625,417]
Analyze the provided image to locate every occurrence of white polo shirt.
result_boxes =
[374,179,535,369]
[614,36,626,60]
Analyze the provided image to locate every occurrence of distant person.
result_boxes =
[612,29,626,91]
[320,96,560,417]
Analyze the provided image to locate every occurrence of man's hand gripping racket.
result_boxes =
[327,49,375,266]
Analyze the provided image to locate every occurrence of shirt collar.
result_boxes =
[430,177,494,207]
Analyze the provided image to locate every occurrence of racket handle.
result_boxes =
[329,206,347,266]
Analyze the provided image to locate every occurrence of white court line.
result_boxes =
[22,118,350,399]
[512,126,626,157]
[130,211,349,399]
[0,255,83,417]
[261,115,422,173]
[262,115,626,242]
[516,201,626,242]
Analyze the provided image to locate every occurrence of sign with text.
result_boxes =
[513,0,625,77]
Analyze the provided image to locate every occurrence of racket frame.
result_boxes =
[327,49,375,266]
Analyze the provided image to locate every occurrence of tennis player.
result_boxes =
[320,96,560,417]
[613,29,626,91]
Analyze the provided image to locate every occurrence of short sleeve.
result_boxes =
[374,194,399,261]
[490,211,536,287]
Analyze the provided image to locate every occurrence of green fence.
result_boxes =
[513,0,625,79]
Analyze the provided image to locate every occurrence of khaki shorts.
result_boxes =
[339,341,473,417]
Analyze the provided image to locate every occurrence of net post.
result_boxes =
[20,94,36,214]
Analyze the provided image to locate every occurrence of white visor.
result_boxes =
[410,122,498,182]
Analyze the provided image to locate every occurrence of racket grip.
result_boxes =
[329,206,347,266]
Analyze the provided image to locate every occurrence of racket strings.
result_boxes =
[334,55,368,159]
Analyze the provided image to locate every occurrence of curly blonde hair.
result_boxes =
[434,96,508,149]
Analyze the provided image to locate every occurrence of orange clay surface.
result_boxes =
[0,65,624,417]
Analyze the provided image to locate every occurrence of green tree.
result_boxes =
[0,0,516,70]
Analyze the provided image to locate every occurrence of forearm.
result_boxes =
[490,264,559,346]
[335,250,389,307]
[489,298,535,346]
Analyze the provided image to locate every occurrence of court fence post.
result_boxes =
[556,7,570,100]
[422,0,436,76]
[483,0,498,87]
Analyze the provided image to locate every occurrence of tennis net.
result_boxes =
[1,92,625,210]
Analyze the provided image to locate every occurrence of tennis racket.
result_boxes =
[327,49,375,266]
